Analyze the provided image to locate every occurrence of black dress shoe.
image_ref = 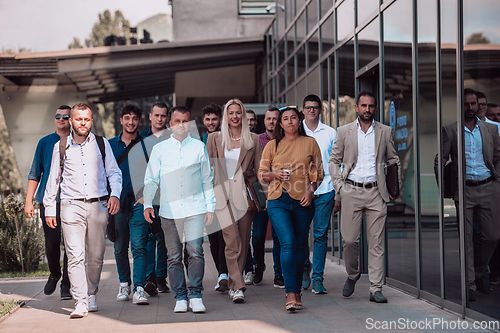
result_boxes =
[342,278,357,297]
[475,277,491,295]
[469,289,476,302]
[44,275,59,295]
[144,280,158,296]
[60,285,72,300]
[369,291,388,303]
[157,278,170,293]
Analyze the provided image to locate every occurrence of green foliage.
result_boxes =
[0,199,44,273]
[0,105,23,196]
[1,47,32,54]
[0,299,19,319]
[466,32,491,45]
[97,102,116,139]
[68,37,84,49]
[85,10,131,48]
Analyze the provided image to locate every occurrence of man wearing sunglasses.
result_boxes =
[25,105,72,300]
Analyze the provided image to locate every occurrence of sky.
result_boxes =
[0,0,171,53]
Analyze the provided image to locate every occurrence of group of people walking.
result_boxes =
[25,90,401,318]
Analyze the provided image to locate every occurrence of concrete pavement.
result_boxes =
[0,243,492,333]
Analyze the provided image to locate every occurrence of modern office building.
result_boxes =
[259,0,500,323]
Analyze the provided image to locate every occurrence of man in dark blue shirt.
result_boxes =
[25,105,72,300]
[108,104,150,305]
[140,102,172,294]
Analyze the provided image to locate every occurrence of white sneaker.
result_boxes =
[215,274,229,292]
[232,289,245,303]
[70,302,88,318]
[88,295,98,312]
[228,289,235,299]
[133,286,149,305]
[174,300,188,313]
[117,282,130,301]
[244,271,254,285]
[189,298,206,313]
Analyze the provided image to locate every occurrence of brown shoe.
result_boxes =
[295,293,303,310]
[285,293,296,312]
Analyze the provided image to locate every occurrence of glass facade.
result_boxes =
[259,0,500,322]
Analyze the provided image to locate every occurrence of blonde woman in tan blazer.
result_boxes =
[206,98,262,303]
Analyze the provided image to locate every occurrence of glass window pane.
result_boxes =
[338,40,356,126]
[297,9,307,45]
[308,30,320,68]
[320,0,332,19]
[417,0,440,298]
[307,0,319,34]
[464,0,500,319]
[357,0,378,26]
[337,0,355,42]
[384,0,416,289]
[286,27,296,60]
[358,17,379,69]
[321,14,335,57]
[297,45,307,78]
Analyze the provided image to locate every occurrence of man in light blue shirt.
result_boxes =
[143,106,215,314]
[440,88,500,302]
[301,94,337,294]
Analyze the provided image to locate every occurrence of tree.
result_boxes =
[84,10,131,47]
[68,37,84,49]
[466,32,491,45]
[1,47,32,54]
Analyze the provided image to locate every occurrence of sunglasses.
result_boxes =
[55,114,70,120]
[279,106,298,111]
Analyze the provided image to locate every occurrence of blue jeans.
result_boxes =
[161,215,204,300]
[146,206,167,280]
[267,191,315,293]
[304,191,335,280]
[251,210,282,277]
[114,201,150,292]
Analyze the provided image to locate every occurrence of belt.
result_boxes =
[465,177,493,187]
[74,195,109,203]
[345,179,378,189]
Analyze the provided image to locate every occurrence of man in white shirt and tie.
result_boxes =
[329,90,400,303]
[143,106,215,313]
[44,103,122,318]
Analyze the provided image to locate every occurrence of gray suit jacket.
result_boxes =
[329,120,401,203]
[436,121,500,201]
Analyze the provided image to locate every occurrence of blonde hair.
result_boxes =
[221,99,254,151]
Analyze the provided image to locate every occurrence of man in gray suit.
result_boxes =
[439,88,500,301]
[329,90,400,303]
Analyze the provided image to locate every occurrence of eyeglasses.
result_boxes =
[55,114,70,120]
[303,106,320,110]
[279,106,297,111]
[479,103,488,108]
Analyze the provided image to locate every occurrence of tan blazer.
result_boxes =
[435,121,500,201]
[206,132,262,212]
[329,120,401,203]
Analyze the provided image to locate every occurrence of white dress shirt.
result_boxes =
[224,147,240,180]
[303,120,337,195]
[143,135,215,219]
[44,132,122,217]
[348,119,377,183]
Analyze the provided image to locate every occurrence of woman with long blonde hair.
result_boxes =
[206,98,262,303]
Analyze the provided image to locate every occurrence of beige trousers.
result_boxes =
[60,199,108,306]
[340,182,387,294]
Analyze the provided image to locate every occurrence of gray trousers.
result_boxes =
[60,199,108,306]
[340,183,387,294]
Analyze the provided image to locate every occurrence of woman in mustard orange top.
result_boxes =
[258,106,324,312]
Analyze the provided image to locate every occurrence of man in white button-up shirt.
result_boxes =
[301,94,337,294]
[143,106,215,313]
[329,90,400,303]
[44,103,122,318]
